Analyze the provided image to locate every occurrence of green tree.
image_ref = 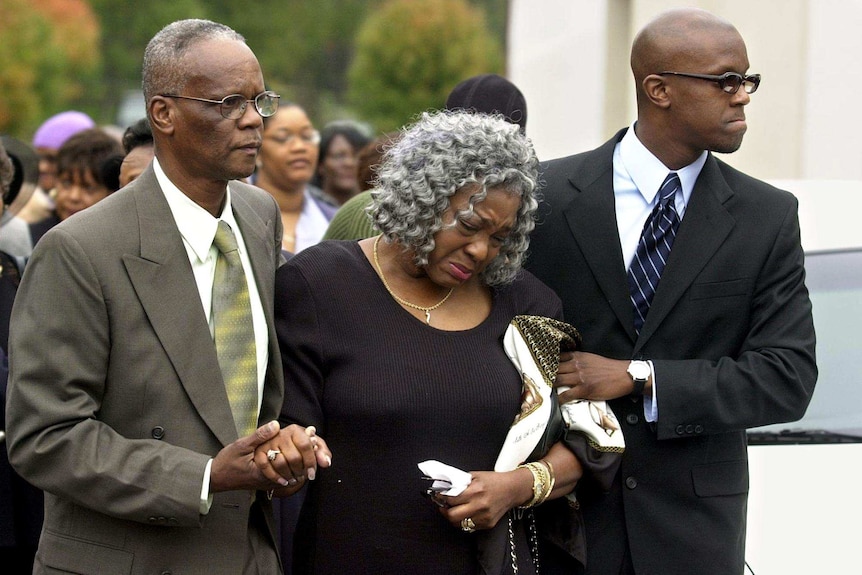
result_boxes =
[0,0,101,138]
[85,0,507,129]
[347,0,503,133]
[88,0,210,125]
[213,0,378,122]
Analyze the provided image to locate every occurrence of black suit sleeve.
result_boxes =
[652,197,816,439]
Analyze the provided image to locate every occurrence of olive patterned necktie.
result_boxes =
[627,172,682,334]
[212,220,258,436]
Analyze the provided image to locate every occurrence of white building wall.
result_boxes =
[507,0,610,161]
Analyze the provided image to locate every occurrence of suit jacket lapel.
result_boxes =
[635,155,736,349]
[122,168,240,446]
[562,130,638,341]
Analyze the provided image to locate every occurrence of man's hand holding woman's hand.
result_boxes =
[254,423,332,497]
[209,421,332,496]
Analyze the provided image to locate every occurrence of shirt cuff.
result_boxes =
[200,458,214,515]
[643,360,658,422]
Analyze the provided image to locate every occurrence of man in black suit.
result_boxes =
[525,8,817,575]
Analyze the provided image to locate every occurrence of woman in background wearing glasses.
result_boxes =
[254,102,337,254]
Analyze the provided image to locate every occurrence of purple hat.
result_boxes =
[32,110,96,150]
[445,74,527,133]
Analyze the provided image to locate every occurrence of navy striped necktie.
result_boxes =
[628,173,681,334]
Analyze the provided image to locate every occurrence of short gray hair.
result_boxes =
[142,19,245,104]
[371,110,539,286]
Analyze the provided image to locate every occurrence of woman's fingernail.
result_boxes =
[307,467,316,481]
[278,478,289,486]
[324,454,332,466]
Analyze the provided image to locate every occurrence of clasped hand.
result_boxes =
[210,421,332,497]
[555,351,635,403]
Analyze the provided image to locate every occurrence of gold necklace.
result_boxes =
[373,235,454,325]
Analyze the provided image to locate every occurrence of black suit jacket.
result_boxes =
[525,129,817,575]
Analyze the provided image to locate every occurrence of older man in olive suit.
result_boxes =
[5,20,330,575]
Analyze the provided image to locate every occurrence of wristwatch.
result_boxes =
[627,360,650,397]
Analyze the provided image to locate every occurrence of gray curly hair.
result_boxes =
[371,110,539,286]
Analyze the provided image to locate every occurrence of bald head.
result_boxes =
[631,8,740,87]
[628,8,753,169]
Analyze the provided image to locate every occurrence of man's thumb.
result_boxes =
[251,420,280,445]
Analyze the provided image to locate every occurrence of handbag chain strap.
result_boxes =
[508,509,541,574]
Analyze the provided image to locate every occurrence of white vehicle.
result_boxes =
[744,181,862,574]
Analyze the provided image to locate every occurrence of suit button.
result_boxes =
[148,516,158,523]
[151,426,165,440]
[685,424,694,434]
[625,476,638,490]
[626,414,639,425]
[675,425,685,435]
[694,425,704,434]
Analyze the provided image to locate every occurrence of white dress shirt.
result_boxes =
[613,125,707,420]
[154,158,269,513]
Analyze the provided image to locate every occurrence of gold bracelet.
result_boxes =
[532,461,552,506]
[518,461,552,508]
[537,459,555,505]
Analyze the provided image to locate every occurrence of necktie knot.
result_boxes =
[658,172,681,207]
[213,220,240,257]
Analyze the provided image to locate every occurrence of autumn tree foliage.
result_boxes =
[0,0,101,139]
[347,0,503,133]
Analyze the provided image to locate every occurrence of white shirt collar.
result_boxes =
[153,157,241,263]
[619,123,708,206]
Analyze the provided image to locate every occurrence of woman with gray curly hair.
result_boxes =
[371,110,536,287]
[268,110,583,574]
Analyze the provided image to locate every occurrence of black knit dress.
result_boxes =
[275,240,562,575]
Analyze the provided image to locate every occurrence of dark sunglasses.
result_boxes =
[658,71,761,94]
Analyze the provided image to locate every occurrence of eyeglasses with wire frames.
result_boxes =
[264,130,321,146]
[160,91,281,119]
[657,71,761,94]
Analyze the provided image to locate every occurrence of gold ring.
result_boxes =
[266,449,281,462]
[460,517,476,533]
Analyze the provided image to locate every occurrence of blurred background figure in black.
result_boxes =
[0,135,43,575]
[119,118,154,188]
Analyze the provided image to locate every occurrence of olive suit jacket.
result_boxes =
[5,167,285,575]
[525,129,817,575]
